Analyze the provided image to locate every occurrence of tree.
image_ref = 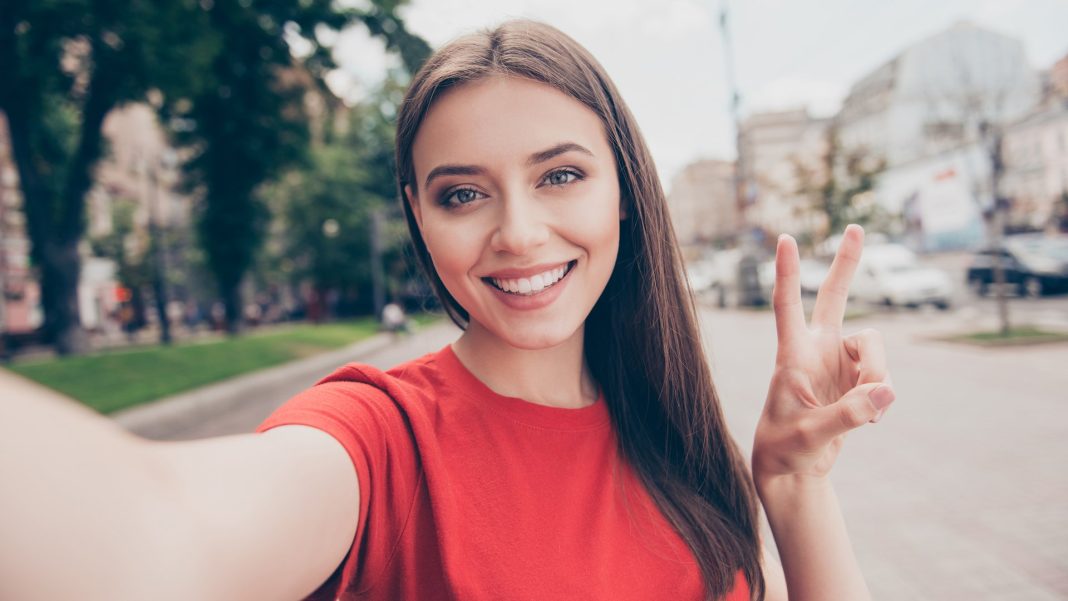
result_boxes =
[263,75,412,320]
[163,0,429,334]
[794,128,888,247]
[1,0,431,352]
[88,197,150,333]
[0,0,211,353]
[1056,192,1068,233]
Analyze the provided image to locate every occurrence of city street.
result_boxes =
[919,250,1068,331]
[127,304,1068,600]
[702,306,1068,601]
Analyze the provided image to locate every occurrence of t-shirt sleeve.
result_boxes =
[254,380,422,598]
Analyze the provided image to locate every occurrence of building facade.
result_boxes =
[738,108,830,238]
[666,159,738,248]
[1002,100,1068,230]
[0,112,40,336]
[837,22,1040,170]
[0,102,192,338]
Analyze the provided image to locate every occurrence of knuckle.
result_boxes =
[792,418,822,449]
[859,328,882,342]
[838,401,869,430]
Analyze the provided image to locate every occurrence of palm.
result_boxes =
[753,225,892,480]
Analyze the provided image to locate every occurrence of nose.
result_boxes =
[489,190,551,255]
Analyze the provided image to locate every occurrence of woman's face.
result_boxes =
[407,75,623,350]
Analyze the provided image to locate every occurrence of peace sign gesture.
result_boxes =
[752,225,896,482]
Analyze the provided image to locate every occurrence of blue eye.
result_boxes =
[439,187,484,207]
[544,169,582,187]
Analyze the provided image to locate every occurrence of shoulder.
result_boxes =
[257,348,450,440]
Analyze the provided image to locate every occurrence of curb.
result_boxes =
[113,331,398,437]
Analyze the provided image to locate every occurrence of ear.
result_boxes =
[619,194,629,221]
[405,184,423,230]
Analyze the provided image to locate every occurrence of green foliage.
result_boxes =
[1,0,214,352]
[159,0,428,332]
[88,197,151,289]
[794,129,890,242]
[262,75,412,314]
[2,0,430,347]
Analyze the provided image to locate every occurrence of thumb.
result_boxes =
[810,383,896,441]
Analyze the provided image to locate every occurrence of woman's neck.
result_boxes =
[451,321,598,409]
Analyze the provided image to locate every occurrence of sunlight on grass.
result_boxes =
[7,319,382,414]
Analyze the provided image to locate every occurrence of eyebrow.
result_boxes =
[422,142,594,189]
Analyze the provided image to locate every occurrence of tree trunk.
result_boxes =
[39,240,88,354]
[222,281,243,336]
[2,33,117,355]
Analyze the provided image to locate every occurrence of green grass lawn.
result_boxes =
[6,319,390,414]
[942,325,1068,347]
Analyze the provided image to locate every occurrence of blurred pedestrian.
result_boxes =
[381,301,410,336]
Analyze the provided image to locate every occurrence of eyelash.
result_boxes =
[437,168,585,208]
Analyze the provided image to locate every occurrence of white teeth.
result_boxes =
[490,263,571,296]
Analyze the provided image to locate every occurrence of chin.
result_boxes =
[480,318,583,351]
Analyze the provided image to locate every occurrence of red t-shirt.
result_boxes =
[256,345,749,600]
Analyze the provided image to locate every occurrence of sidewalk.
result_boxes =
[113,320,461,441]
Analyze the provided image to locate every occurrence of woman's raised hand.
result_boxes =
[752,224,895,482]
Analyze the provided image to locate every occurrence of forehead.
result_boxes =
[411,76,611,184]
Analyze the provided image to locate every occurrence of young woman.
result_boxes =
[0,19,895,601]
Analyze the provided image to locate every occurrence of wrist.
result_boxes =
[754,471,834,502]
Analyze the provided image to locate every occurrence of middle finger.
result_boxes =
[812,224,864,327]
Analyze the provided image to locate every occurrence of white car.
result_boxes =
[850,244,953,309]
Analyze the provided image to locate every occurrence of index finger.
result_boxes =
[811,224,864,327]
[772,233,806,346]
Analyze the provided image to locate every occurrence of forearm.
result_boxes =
[0,373,198,599]
[757,474,870,601]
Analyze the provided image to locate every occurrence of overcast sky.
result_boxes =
[329,0,1068,191]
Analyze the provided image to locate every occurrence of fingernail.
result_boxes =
[869,385,895,410]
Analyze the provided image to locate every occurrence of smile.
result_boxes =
[484,261,577,296]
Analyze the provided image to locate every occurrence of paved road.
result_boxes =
[127,307,1068,600]
[701,306,1068,601]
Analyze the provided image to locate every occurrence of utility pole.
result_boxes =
[370,207,386,320]
[718,0,747,228]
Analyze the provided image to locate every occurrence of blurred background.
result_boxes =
[1,1,1066,599]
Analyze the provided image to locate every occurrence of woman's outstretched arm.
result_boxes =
[0,373,359,600]
[752,225,895,601]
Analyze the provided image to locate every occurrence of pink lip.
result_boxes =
[482,260,576,311]
[482,260,574,279]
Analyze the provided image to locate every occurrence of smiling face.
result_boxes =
[406,75,623,350]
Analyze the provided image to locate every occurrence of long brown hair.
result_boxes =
[394,19,764,601]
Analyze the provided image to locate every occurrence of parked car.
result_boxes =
[849,243,954,309]
[966,234,1068,297]
[685,258,720,297]
[798,258,831,296]
[754,258,827,299]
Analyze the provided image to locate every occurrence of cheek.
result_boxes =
[570,182,622,260]
[421,219,483,289]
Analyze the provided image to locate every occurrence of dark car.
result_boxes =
[966,235,1068,297]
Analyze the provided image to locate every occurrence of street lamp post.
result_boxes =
[144,153,172,345]
[370,207,386,320]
